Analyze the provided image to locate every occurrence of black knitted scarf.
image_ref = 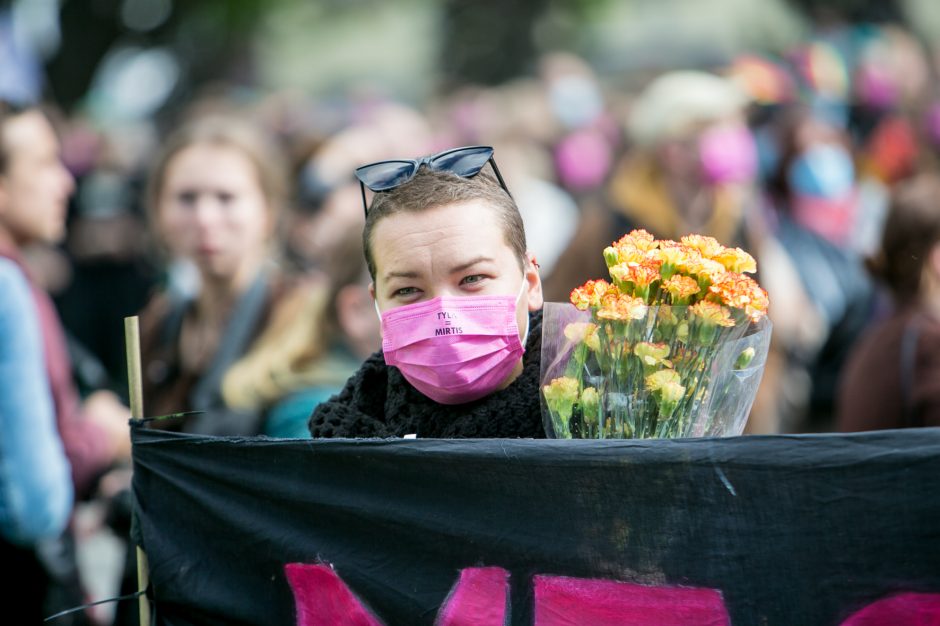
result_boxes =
[308,310,545,438]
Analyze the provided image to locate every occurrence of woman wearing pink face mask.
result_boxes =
[308,147,546,438]
[764,106,875,432]
[543,71,760,304]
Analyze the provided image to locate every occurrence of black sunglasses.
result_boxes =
[354,145,511,215]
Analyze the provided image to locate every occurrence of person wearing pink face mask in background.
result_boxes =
[308,146,545,438]
[546,71,797,434]
[545,71,764,304]
[607,71,759,249]
[764,106,875,432]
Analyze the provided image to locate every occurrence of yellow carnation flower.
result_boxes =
[712,246,757,274]
[684,257,727,286]
[689,300,736,328]
[657,380,686,416]
[680,234,725,259]
[614,244,647,266]
[580,387,600,424]
[584,325,601,352]
[543,377,580,422]
[645,368,681,392]
[659,380,686,405]
[634,341,670,367]
[564,322,601,352]
[564,322,596,343]
[654,243,687,268]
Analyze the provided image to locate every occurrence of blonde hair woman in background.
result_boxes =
[139,114,338,436]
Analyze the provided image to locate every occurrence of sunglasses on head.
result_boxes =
[354,145,511,216]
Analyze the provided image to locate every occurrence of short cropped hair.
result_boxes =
[362,168,527,281]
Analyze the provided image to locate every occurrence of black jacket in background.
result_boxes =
[308,310,545,439]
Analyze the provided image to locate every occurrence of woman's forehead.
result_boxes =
[372,200,516,277]
[164,144,259,189]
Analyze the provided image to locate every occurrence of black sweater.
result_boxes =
[308,310,545,438]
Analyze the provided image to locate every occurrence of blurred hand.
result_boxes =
[97,466,133,501]
[83,390,132,462]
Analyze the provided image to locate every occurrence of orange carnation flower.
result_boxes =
[633,262,662,288]
[615,229,658,253]
[662,275,700,303]
[708,273,769,322]
[597,292,648,321]
[570,279,613,310]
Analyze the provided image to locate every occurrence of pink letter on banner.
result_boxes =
[534,575,730,626]
[840,593,940,626]
[285,563,384,626]
[435,567,510,626]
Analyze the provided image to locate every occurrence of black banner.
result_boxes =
[130,427,940,625]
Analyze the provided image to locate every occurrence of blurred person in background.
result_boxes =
[223,226,380,438]
[612,70,758,246]
[141,116,338,435]
[838,173,940,430]
[543,70,800,433]
[54,167,157,399]
[1,256,74,624]
[287,102,434,273]
[546,71,762,300]
[291,131,389,351]
[54,166,158,398]
[433,69,610,299]
[537,52,618,200]
[0,100,131,624]
[489,136,580,281]
[114,114,352,623]
[765,104,875,430]
[848,26,929,258]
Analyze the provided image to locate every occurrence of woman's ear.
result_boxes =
[524,251,543,311]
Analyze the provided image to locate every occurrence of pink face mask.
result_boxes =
[698,123,758,185]
[377,281,528,405]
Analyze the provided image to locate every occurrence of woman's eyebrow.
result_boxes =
[450,256,496,274]
[383,270,420,282]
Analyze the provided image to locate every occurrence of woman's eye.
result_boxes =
[394,287,419,297]
[217,192,235,204]
[461,274,486,285]
[177,191,198,205]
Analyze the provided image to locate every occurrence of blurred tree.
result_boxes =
[784,0,906,25]
[439,0,548,88]
[45,0,270,110]
[45,0,124,107]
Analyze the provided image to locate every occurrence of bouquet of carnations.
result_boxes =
[541,230,772,439]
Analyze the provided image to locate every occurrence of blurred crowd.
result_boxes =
[43,22,940,434]
[6,9,940,625]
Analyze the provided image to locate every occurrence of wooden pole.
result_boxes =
[124,316,151,626]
